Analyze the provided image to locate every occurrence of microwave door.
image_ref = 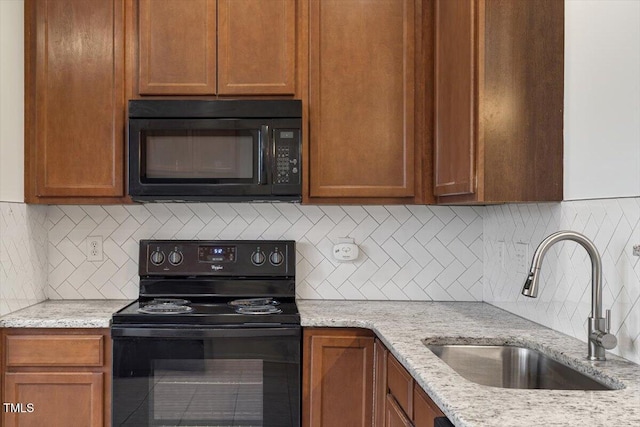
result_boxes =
[129,116,301,201]
[130,119,273,199]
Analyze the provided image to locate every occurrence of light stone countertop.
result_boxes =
[1,299,638,426]
[0,300,130,328]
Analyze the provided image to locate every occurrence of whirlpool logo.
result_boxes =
[211,265,224,271]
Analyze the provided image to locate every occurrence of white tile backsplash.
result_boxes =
[0,202,48,315]
[484,198,640,364]
[1,197,638,365]
[45,203,484,301]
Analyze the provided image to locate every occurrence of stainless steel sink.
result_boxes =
[426,344,615,390]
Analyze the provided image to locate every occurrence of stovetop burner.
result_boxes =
[137,300,194,315]
[235,305,283,315]
[227,297,278,306]
[228,297,282,314]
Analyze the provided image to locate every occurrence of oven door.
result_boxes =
[112,326,300,427]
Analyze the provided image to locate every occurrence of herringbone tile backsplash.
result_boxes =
[2,198,639,363]
[0,203,48,316]
[484,199,640,364]
[46,203,484,301]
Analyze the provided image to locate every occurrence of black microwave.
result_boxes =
[128,99,302,202]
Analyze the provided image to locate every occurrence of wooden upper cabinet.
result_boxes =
[138,0,217,95]
[433,0,564,204]
[433,0,475,197]
[218,0,296,95]
[137,0,296,96]
[25,0,126,202]
[308,0,418,200]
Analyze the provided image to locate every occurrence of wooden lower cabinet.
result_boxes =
[1,329,111,427]
[374,338,389,427]
[375,337,447,427]
[413,383,446,427]
[303,328,375,427]
[304,330,449,427]
[4,372,103,427]
[386,394,413,427]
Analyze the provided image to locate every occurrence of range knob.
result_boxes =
[150,250,165,266]
[168,250,183,266]
[251,251,266,266]
[269,251,284,266]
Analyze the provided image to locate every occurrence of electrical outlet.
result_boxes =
[515,242,529,274]
[87,236,103,262]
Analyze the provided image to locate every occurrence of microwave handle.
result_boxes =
[258,125,269,185]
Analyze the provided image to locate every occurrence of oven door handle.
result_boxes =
[257,125,269,185]
[111,326,300,339]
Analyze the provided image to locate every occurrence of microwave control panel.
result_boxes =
[273,129,301,186]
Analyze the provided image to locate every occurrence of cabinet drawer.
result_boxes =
[414,382,445,427]
[5,335,104,367]
[387,353,413,416]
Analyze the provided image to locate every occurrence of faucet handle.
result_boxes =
[591,309,617,351]
[592,330,618,350]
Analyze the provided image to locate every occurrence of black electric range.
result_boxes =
[111,240,300,427]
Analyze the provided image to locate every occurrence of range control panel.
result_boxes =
[140,240,295,277]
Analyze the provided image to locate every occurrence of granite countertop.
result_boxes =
[298,300,640,427]
[0,300,130,328]
[1,299,638,426]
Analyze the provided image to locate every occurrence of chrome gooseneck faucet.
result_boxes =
[521,231,617,361]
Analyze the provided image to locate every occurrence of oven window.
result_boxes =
[152,359,263,424]
[144,130,256,180]
[112,333,300,427]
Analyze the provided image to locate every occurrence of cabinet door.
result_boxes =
[26,0,125,200]
[413,383,445,427]
[218,0,296,95]
[303,329,374,427]
[4,372,104,427]
[385,394,413,427]
[309,0,415,198]
[138,0,217,95]
[433,0,476,197]
[374,339,389,427]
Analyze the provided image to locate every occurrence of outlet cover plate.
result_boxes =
[515,242,529,274]
[87,236,103,262]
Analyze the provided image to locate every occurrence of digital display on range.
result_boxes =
[198,245,236,263]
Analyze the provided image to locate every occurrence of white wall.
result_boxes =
[564,0,640,200]
[0,0,24,202]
